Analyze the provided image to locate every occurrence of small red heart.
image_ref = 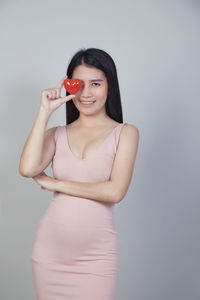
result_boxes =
[64,78,82,94]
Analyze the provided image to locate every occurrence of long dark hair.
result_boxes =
[65,48,123,124]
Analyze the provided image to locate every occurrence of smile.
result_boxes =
[79,100,96,105]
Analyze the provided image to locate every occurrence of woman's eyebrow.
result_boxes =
[90,79,103,81]
[77,78,104,83]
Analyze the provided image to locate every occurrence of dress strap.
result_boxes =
[54,126,62,143]
[115,123,128,149]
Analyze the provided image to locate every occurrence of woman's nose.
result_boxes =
[80,85,92,98]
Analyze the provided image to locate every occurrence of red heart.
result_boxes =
[64,78,82,94]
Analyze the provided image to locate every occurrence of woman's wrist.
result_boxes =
[55,180,67,193]
[38,105,52,120]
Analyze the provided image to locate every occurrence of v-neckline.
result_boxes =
[64,123,122,161]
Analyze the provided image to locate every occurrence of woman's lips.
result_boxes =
[78,100,96,106]
[79,100,96,102]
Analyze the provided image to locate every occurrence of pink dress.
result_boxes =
[31,122,127,300]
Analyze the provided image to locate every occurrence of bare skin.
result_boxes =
[66,63,120,160]
[19,63,139,203]
[18,75,75,177]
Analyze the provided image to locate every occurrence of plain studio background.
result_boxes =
[0,0,199,299]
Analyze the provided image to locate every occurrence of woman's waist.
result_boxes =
[42,193,116,227]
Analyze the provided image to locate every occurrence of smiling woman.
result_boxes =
[19,47,139,300]
[69,63,109,113]
[65,48,123,125]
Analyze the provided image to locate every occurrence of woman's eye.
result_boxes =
[92,83,100,86]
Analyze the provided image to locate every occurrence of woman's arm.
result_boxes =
[18,106,54,177]
[18,76,75,178]
[33,172,116,203]
[34,124,139,204]
[56,180,117,203]
[55,124,139,204]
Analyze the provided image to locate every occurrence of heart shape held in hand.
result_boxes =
[64,78,82,94]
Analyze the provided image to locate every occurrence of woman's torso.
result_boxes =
[40,122,127,229]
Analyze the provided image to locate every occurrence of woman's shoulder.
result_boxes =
[122,122,139,131]
[121,123,139,139]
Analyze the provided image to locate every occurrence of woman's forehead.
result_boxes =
[72,65,105,80]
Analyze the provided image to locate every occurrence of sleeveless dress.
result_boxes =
[31,122,127,300]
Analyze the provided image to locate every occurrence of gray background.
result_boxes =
[0,0,199,299]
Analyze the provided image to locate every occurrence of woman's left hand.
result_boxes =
[33,171,58,192]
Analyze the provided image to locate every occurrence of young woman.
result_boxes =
[19,48,139,299]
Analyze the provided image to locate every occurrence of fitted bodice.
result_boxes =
[41,123,127,228]
[52,123,127,183]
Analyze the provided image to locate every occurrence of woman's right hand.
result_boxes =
[40,76,76,114]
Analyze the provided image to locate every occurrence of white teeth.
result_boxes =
[80,101,95,104]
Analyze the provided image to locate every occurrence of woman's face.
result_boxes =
[71,64,108,114]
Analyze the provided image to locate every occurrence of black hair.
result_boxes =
[65,48,123,124]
